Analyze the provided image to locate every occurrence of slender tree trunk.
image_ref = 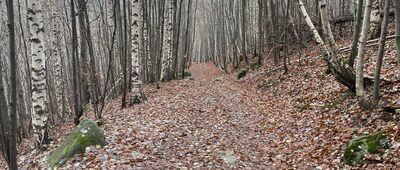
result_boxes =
[257,0,263,66]
[269,0,279,65]
[283,0,290,73]
[5,0,18,168]
[373,0,391,104]
[0,55,11,167]
[319,0,340,59]
[182,0,192,79]
[349,0,364,67]
[172,0,182,79]
[355,0,373,104]
[241,0,248,64]
[52,1,65,121]
[117,0,128,109]
[78,0,90,107]
[393,0,400,70]
[71,0,83,125]
[84,4,100,117]
[161,0,173,81]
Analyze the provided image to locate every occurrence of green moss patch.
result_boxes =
[344,132,390,165]
[48,120,107,168]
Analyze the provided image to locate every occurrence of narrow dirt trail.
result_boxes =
[11,53,400,169]
[19,62,375,169]
[78,63,278,169]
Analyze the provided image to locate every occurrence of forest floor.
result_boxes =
[3,41,400,169]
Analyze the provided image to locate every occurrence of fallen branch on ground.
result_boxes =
[339,35,397,53]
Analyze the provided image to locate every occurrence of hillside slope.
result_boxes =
[2,44,400,169]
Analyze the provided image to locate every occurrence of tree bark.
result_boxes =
[373,0,391,104]
[52,0,65,121]
[130,0,146,105]
[78,0,90,107]
[3,0,18,168]
[393,0,400,70]
[355,0,374,103]
[349,0,364,67]
[241,0,248,64]
[71,0,83,125]
[298,0,356,92]
[161,0,173,81]
[369,0,382,39]
[28,0,51,146]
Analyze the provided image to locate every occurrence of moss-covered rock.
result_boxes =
[237,69,248,80]
[48,120,107,168]
[344,132,389,165]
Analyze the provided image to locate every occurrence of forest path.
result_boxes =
[87,63,278,169]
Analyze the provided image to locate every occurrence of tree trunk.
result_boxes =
[71,0,83,125]
[161,0,173,81]
[182,0,192,79]
[0,55,11,167]
[283,0,290,73]
[355,0,374,104]
[393,0,400,70]
[369,0,382,39]
[6,0,17,166]
[130,0,146,105]
[28,0,51,146]
[52,1,65,121]
[269,0,279,65]
[349,0,364,67]
[241,0,248,64]
[298,0,356,92]
[373,0,391,104]
[78,0,90,107]
[257,0,263,66]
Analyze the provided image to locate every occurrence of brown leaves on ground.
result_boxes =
[2,44,400,169]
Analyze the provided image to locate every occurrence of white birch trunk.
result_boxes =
[160,0,173,81]
[319,0,340,58]
[356,0,374,100]
[298,0,325,47]
[299,0,357,92]
[130,0,146,105]
[28,0,50,145]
